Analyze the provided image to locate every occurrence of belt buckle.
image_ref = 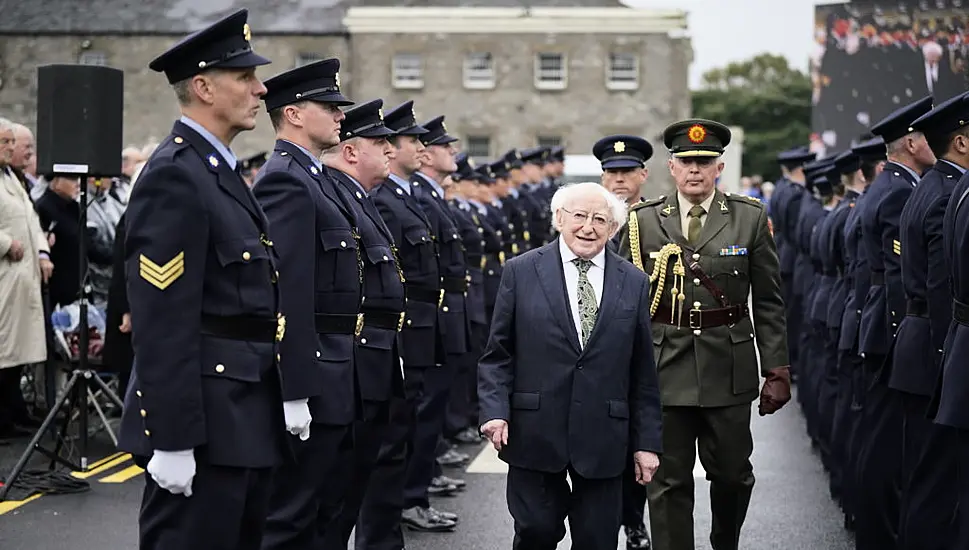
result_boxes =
[276,313,287,342]
[355,313,365,337]
[688,308,702,330]
[397,312,406,332]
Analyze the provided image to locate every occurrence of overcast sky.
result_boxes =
[622,0,833,89]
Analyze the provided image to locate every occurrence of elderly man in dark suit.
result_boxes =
[478,181,663,550]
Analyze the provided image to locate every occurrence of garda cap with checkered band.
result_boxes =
[663,118,732,158]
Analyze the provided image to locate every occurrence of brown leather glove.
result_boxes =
[759,366,792,416]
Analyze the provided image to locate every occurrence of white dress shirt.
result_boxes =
[559,238,606,348]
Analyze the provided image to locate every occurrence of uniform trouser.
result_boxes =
[953,432,969,548]
[621,455,649,529]
[647,404,755,550]
[897,393,958,550]
[261,424,353,550]
[508,465,622,550]
[815,321,839,476]
[138,459,273,550]
[827,333,852,504]
[355,368,424,550]
[800,316,820,444]
[444,323,487,438]
[318,401,390,550]
[403,359,457,510]
[840,351,866,521]
[854,355,902,550]
[784,286,802,377]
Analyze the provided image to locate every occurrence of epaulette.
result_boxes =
[153,134,191,162]
[724,192,766,209]
[629,196,666,212]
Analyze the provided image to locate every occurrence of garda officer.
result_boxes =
[492,154,526,258]
[358,100,457,544]
[405,115,472,529]
[593,134,652,258]
[249,58,359,549]
[618,119,790,550]
[592,132,653,550]
[240,151,267,186]
[118,9,291,550]
[502,148,534,252]
[318,99,408,548]
[518,146,552,248]
[836,137,887,531]
[854,95,935,550]
[894,92,969,550]
[935,98,969,550]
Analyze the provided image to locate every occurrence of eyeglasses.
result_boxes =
[562,207,610,228]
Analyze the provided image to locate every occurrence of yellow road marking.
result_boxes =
[0,493,42,515]
[99,464,144,484]
[71,453,132,480]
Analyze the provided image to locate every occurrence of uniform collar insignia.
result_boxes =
[719,199,728,212]
[309,165,319,175]
[207,154,219,168]
[662,203,676,216]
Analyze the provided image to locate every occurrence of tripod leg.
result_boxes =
[86,384,118,447]
[0,371,82,501]
[90,372,125,410]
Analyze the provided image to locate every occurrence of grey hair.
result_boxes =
[0,117,13,133]
[549,181,628,232]
[887,132,922,156]
[172,78,193,106]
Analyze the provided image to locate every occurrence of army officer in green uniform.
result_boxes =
[618,119,791,550]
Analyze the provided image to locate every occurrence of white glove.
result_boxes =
[283,398,312,441]
[146,449,196,497]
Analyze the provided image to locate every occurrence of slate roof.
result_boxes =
[0,0,629,34]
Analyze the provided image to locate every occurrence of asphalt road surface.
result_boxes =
[0,396,854,550]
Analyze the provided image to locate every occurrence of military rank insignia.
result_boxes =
[719,246,748,256]
[139,251,185,290]
[893,239,901,256]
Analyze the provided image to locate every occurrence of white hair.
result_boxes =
[0,117,13,133]
[550,181,628,232]
[922,41,943,58]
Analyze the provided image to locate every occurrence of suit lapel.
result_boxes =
[535,243,581,354]
[582,252,625,352]
[174,122,264,225]
[692,190,729,251]
[658,195,689,248]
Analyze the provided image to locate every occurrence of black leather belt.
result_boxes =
[201,314,280,343]
[871,272,885,285]
[361,309,404,331]
[406,285,441,304]
[954,300,969,326]
[652,303,750,329]
[906,299,928,318]
[314,313,361,335]
[442,276,469,293]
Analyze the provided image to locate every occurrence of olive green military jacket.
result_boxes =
[618,190,788,407]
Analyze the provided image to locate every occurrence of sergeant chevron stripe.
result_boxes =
[892,239,901,256]
[139,251,185,290]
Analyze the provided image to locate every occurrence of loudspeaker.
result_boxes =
[36,64,124,178]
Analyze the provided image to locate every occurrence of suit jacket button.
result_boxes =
[140,409,147,417]
[215,364,225,373]
[693,329,702,336]
[316,351,321,358]
[144,429,151,436]
[693,278,701,285]
[693,253,700,260]
[243,251,251,261]
[136,390,143,397]
[407,319,412,326]
[361,338,368,345]
[442,306,449,312]
[341,240,347,247]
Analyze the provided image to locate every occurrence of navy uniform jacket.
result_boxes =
[251,140,360,425]
[838,192,871,354]
[329,169,406,402]
[777,182,807,278]
[503,193,528,254]
[519,186,549,249]
[931,171,969,428]
[890,161,963,397]
[794,195,825,308]
[770,177,795,276]
[411,175,471,356]
[483,203,508,315]
[119,121,284,469]
[825,190,860,332]
[478,241,663,479]
[373,178,441,368]
[809,208,834,326]
[451,200,490,328]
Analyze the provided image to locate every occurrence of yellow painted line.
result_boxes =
[0,493,42,515]
[99,464,144,484]
[88,451,126,469]
[71,453,132,480]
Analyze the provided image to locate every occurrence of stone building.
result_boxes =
[0,0,691,193]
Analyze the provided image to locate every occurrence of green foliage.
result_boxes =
[692,53,812,180]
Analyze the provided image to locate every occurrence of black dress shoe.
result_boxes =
[402,506,456,532]
[434,474,466,490]
[625,525,652,549]
[428,477,458,496]
[453,427,483,444]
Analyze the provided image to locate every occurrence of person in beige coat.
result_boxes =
[0,117,53,439]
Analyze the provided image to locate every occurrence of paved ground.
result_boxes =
[0,396,854,550]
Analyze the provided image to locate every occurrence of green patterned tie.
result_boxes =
[687,204,706,244]
[572,258,598,346]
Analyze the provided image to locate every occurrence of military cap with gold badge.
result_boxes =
[339,99,396,141]
[148,8,269,84]
[592,134,653,169]
[662,118,732,157]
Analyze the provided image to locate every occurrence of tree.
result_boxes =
[692,53,812,181]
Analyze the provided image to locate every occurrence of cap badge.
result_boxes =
[243,23,252,42]
[334,72,341,88]
[468,157,476,168]
[378,108,384,121]
[515,151,522,160]
[613,141,626,153]
[505,161,511,170]
[687,124,706,144]
[411,109,416,122]
[442,122,448,133]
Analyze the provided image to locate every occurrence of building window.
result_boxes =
[392,53,424,89]
[295,52,324,67]
[537,136,562,148]
[463,52,495,89]
[78,51,107,66]
[466,136,491,160]
[607,52,639,90]
[534,53,567,90]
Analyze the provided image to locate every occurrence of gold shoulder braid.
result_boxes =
[648,243,686,324]
[627,209,645,272]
